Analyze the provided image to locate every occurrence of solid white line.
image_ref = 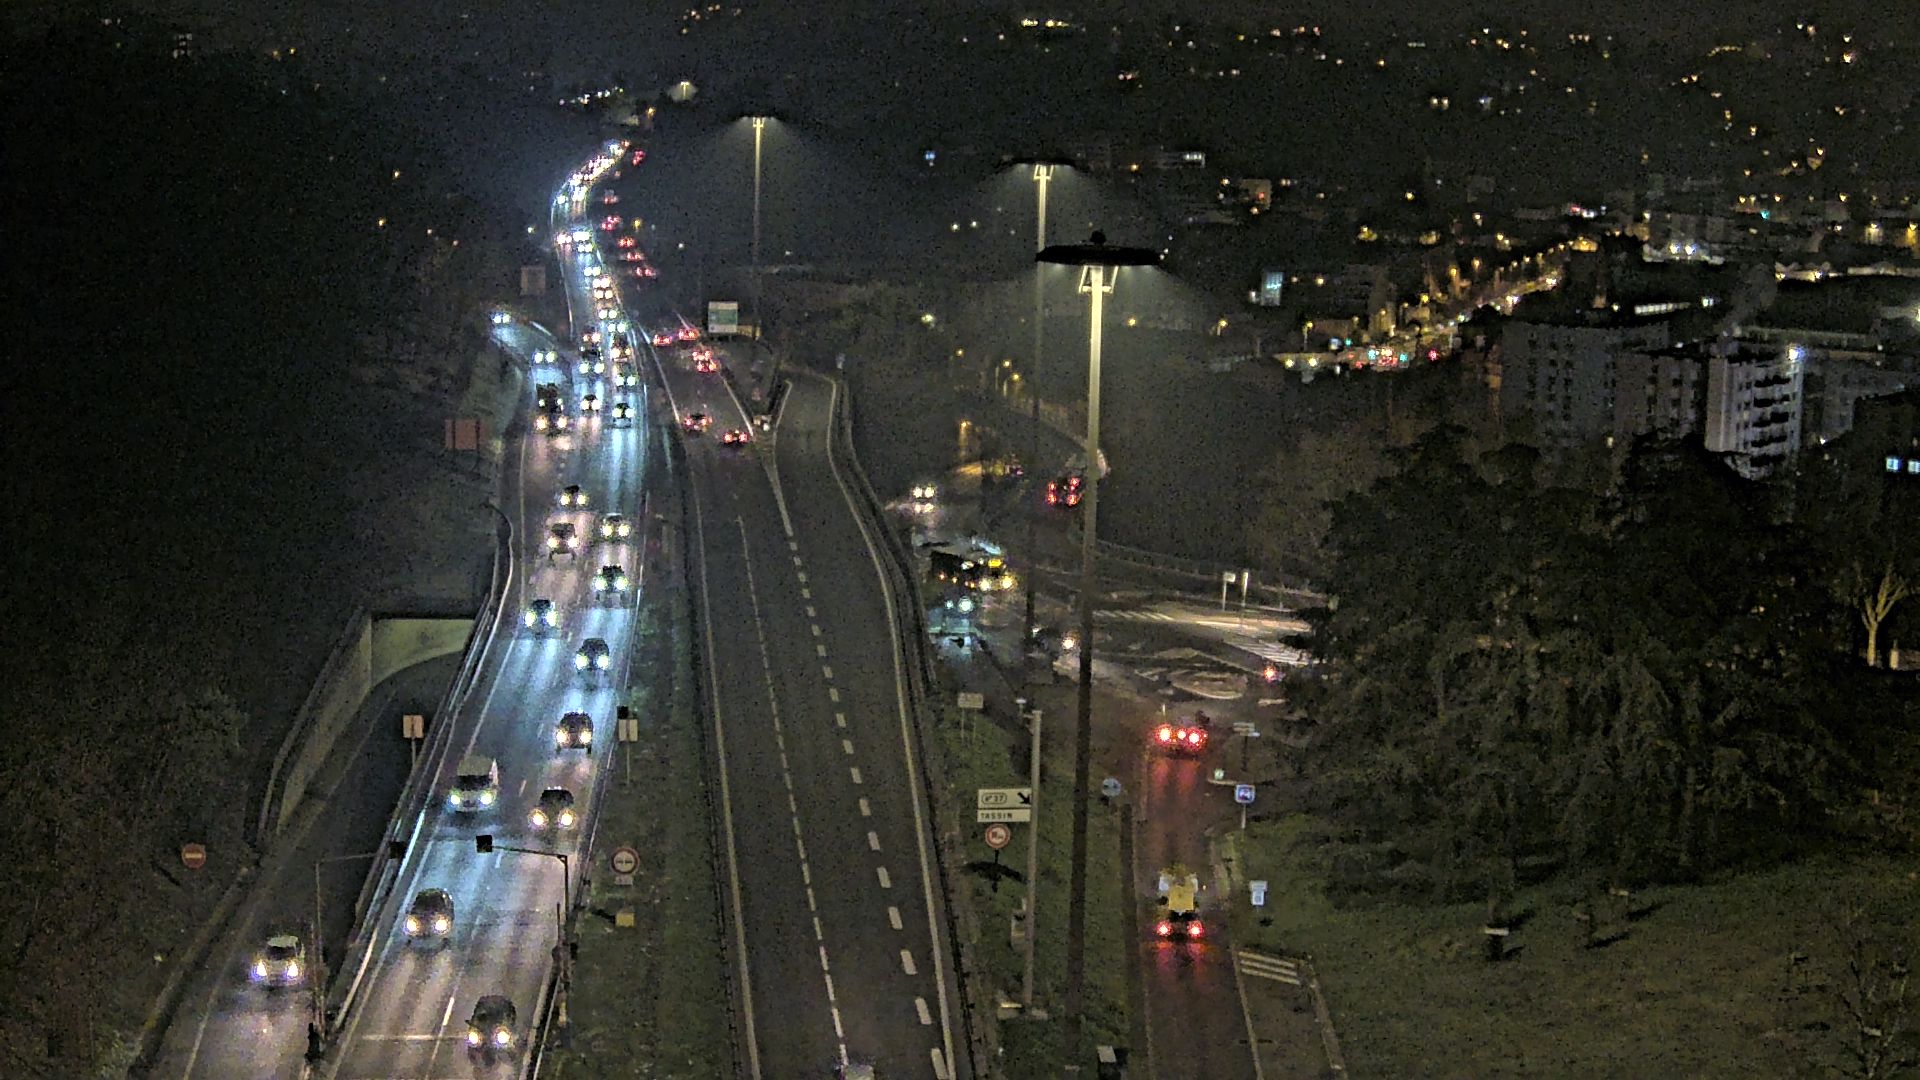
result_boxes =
[900,950,917,976]
[916,997,933,1025]
[888,906,903,930]
[931,1048,951,1080]
[876,867,891,889]
[692,485,763,1079]
[1231,949,1271,1080]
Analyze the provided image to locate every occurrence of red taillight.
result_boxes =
[1155,725,1175,744]
[1186,922,1204,938]
[1185,730,1205,746]
[1155,921,1173,938]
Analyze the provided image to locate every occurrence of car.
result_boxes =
[555,711,594,750]
[546,521,578,558]
[594,564,631,600]
[596,306,618,322]
[609,339,633,361]
[620,249,644,262]
[602,215,621,230]
[489,311,512,326]
[251,932,306,988]
[637,265,659,278]
[579,330,601,348]
[575,637,611,673]
[694,354,720,374]
[676,326,700,343]
[535,403,569,434]
[1154,868,1204,941]
[523,597,559,633]
[611,400,634,425]
[536,383,562,409]
[578,355,607,376]
[581,393,601,413]
[682,412,712,434]
[448,755,500,811]
[528,787,578,830]
[558,484,590,509]
[598,513,632,541]
[466,995,518,1056]
[1152,718,1209,755]
[616,235,637,249]
[531,348,559,366]
[404,888,455,941]
[601,191,618,205]
[720,428,752,447]
[629,149,646,165]
[612,366,638,388]
[1046,472,1085,508]
[651,331,675,348]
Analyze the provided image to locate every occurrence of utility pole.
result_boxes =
[1021,702,1043,1009]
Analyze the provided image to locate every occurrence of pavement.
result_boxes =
[647,325,965,1079]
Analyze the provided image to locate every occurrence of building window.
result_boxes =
[1910,460,1920,475]
[1890,457,1904,472]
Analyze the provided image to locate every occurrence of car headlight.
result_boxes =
[575,654,590,669]
[578,731,591,745]
[559,810,576,828]
[433,916,451,934]
[615,576,628,590]
[449,793,463,806]
[530,810,548,827]
[253,961,267,979]
[479,791,495,806]
[284,961,299,979]
[547,537,560,549]
[524,611,537,627]
[494,1029,512,1047]
[595,654,610,670]
[467,1030,482,1047]
[405,915,421,934]
[543,611,558,626]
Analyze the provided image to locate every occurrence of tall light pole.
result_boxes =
[1011,157,1071,666]
[749,116,767,348]
[311,845,398,1037]
[1036,233,1159,1069]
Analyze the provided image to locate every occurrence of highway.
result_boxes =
[320,147,649,1078]
[645,324,963,1077]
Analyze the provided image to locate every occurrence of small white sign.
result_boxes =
[957,692,986,711]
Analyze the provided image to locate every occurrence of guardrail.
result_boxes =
[827,375,988,1077]
[325,506,512,1033]
[254,609,374,848]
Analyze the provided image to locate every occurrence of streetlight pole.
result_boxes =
[1017,159,1067,665]
[1036,233,1159,1069]
[1021,702,1042,1010]
[311,847,392,1037]
[750,115,766,350]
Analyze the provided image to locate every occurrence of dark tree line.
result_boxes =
[0,20,523,1073]
[1296,427,1919,906]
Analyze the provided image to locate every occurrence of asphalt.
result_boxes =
[150,653,462,1080]
[649,327,965,1079]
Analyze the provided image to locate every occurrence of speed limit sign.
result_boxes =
[983,824,1012,850]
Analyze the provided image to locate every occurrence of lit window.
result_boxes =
[1909,460,1920,475]
[1890,457,1904,472]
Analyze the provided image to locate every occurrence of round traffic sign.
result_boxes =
[983,824,1012,851]
[610,846,640,875]
[180,843,207,870]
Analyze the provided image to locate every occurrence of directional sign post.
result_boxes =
[402,713,426,768]
[1235,783,1256,831]
[1232,720,1259,772]
[977,787,1033,823]
[1250,879,1269,907]
[617,706,639,787]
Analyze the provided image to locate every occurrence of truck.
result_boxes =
[1154,866,1203,941]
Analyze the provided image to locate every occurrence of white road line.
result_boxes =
[811,624,823,637]
[850,767,862,785]
[813,917,824,941]
[809,373,959,1072]
[819,946,831,972]
[801,587,811,599]
[858,798,871,817]
[821,664,833,679]
[916,997,933,1025]
[868,831,882,851]
[789,540,799,552]
[793,554,804,567]
[876,867,891,889]
[888,906,903,930]
[806,887,818,912]
[841,739,855,755]
[806,605,817,618]
[835,711,848,728]
[931,1048,951,1080]
[900,950,917,976]
[817,644,829,658]
[829,687,840,703]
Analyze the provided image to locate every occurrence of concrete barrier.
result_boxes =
[371,616,476,687]
[258,612,374,844]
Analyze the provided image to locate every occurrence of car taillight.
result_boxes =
[1155,921,1172,937]
[1187,922,1204,938]
[1185,730,1205,746]
[1155,725,1175,743]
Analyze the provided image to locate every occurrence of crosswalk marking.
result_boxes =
[1235,949,1303,985]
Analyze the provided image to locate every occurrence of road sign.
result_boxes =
[1250,879,1269,907]
[180,843,206,870]
[618,716,640,743]
[1100,777,1123,801]
[610,846,640,875]
[402,713,426,740]
[1234,783,1257,805]
[978,808,1032,823]
[956,692,986,711]
[983,824,1012,850]
[1222,570,1239,584]
[1231,721,1258,738]
[978,788,1032,808]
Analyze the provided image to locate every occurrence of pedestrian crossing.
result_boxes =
[1235,949,1302,986]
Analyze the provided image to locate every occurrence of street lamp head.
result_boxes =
[1036,233,1161,268]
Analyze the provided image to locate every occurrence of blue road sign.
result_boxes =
[1234,783,1256,805]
